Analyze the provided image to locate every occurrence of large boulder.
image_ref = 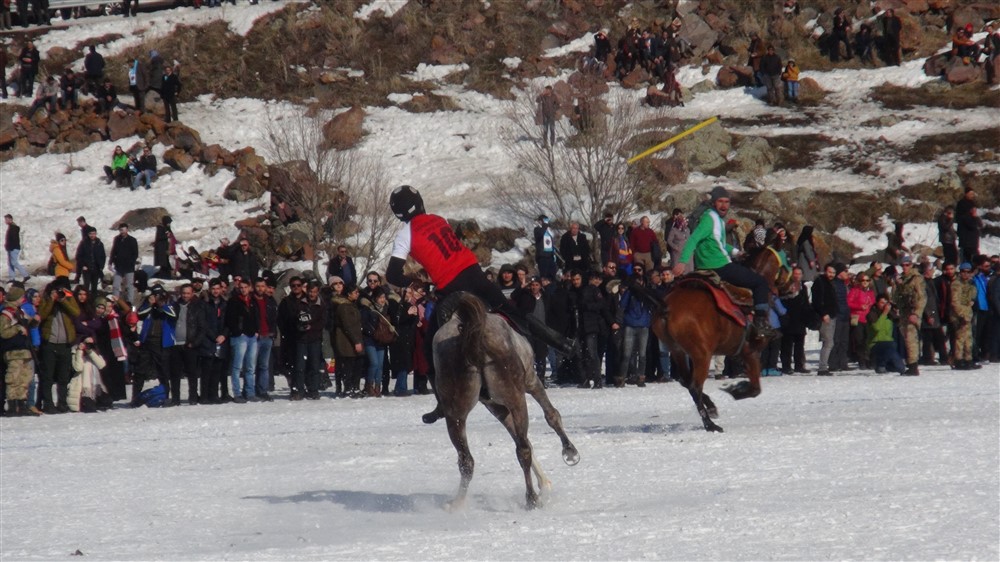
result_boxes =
[944,59,983,84]
[224,175,265,202]
[169,123,203,152]
[113,207,170,230]
[798,77,825,97]
[139,113,168,136]
[649,157,688,185]
[234,147,268,179]
[923,52,949,76]
[621,67,651,89]
[77,112,108,136]
[107,111,139,141]
[268,160,319,200]
[730,136,776,180]
[717,65,754,88]
[673,121,732,173]
[163,147,195,172]
[25,127,50,147]
[271,221,313,259]
[681,14,719,56]
[901,0,929,13]
[322,106,366,150]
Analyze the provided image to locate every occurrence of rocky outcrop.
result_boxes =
[322,106,366,150]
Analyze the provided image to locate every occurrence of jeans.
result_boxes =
[393,369,409,393]
[7,249,30,279]
[364,345,385,387]
[113,271,135,304]
[785,80,799,100]
[293,340,322,393]
[818,319,835,371]
[254,336,273,396]
[617,325,649,380]
[658,339,671,378]
[229,334,257,399]
[871,342,905,373]
[132,170,155,190]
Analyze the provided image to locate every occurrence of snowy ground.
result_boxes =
[1,364,998,560]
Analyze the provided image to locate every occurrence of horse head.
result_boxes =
[747,246,797,298]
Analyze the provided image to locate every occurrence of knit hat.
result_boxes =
[834,262,848,275]
[5,286,24,303]
[328,276,344,285]
[710,185,731,202]
[959,262,972,271]
[900,255,913,264]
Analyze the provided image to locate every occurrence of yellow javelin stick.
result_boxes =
[627,115,719,165]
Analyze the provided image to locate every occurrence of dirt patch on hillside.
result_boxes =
[902,128,1000,162]
[871,82,1000,111]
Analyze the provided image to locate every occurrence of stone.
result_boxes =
[540,34,562,52]
[234,148,268,179]
[689,79,715,95]
[77,112,108,135]
[200,144,229,165]
[163,147,195,172]
[322,106,366,150]
[547,21,574,40]
[798,77,825,97]
[268,160,319,200]
[901,0,929,13]
[621,67,650,89]
[944,59,983,84]
[114,207,170,230]
[107,111,139,141]
[0,127,17,149]
[169,123,203,152]
[139,113,167,136]
[681,14,719,56]
[927,0,952,9]
[26,128,50,146]
[717,65,754,88]
[649,158,688,185]
[673,121,732,173]
[923,52,949,76]
[730,136,776,180]
[224,176,265,202]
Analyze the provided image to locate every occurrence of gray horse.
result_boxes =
[433,293,580,510]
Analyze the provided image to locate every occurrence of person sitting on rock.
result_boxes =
[130,146,157,190]
[23,75,58,121]
[95,78,122,115]
[103,145,132,188]
[59,69,81,110]
[951,24,978,64]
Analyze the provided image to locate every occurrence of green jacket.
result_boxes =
[110,153,129,171]
[679,208,733,270]
[866,312,895,349]
[39,295,81,343]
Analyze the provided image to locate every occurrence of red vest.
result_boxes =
[409,214,478,289]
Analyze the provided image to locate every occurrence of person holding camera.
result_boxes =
[131,285,176,406]
[38,278,81,413]
[866,294,906,375]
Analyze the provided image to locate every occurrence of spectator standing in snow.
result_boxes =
[984,23,1000,84]
[955,188,981,263]
[153,215,175,279]
[534,215,557,280]
[937,205,958,266]
[17,40,39,97]
[147,50,164,100]
[855,23,875,65]
[1,42,8,99]
[160,64,180,122]
[847,271,875,368]
[665,209,690,272]
[75,227,106,295]
[109,224,138,304]
[950,262,979,370]
[559,222,591,273]
[759,45,784,106]
[326,245,357,287]
[536,85,559,147]
[4,214,31,282]
[128,56,148,112]
[628,216,658,272]
[781,58,799,103]
[122,0,138,18]
[830,8,853,62]
[593,212,616,267]
[895,256,926,375]
[882,9,903,66]
[83,45,105,95]
[919,263,946,366]
[747,31,766,87]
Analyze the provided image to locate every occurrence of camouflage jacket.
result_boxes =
[949,278,977,324]
[895,269,926,317]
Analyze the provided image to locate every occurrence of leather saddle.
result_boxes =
[673,271,752,327]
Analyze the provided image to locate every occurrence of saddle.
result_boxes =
[436,292,524,335]
[673,271,752,327]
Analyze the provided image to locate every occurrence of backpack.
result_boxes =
[371,311,397,346]
[138,384,168,408]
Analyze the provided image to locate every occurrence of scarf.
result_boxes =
[107,310,128,362]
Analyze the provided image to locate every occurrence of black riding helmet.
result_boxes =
[389,185,425,222]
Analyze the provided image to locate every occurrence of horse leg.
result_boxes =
[444,415,474,511]
[485,402,550,491]
[525,373,580,466]
[688,352,724,433]
[483,401,539,509]
[723,349,763,400]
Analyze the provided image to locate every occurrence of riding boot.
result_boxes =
[751,307,777,340]
[6,400,20,417]
[902,363,919,376]
[522,311,579,356]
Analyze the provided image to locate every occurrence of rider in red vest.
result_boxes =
[385,185,577,424]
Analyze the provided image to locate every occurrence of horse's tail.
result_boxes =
[454,293,493,374]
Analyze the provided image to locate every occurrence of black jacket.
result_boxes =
[224,295,259,338]
[175,298,208,349]
[296,296,327,344]
[760,53,783,76]
[161,73,181,100]
[559,232,592,272]
[84,51,105,78]
[780,288,811,336]
[4,223,20,252]
[811,276,839,318]
[109,233,139,273]
[229,249,258,281]
[570,284,610,336]
[75,238,106,273]
[201,296,228,357]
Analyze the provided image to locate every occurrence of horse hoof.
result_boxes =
[562,447,580,466]
[444,498,466,512]
[706,424,724,433]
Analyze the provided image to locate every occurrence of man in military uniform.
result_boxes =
[950,262,980,370]
[894,255,926,375]
[1,287,38,416]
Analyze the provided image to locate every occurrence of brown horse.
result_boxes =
[650,248,795,433]
[433,293,580,510]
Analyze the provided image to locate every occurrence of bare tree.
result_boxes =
[259,110,396,277]
[489,83,646,229]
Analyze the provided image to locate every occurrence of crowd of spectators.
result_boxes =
[2,183,997,417]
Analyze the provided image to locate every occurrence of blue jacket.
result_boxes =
[20,302,40,347]
[137,300,176,347]
[973,272,989,312]
[619,289,652,328]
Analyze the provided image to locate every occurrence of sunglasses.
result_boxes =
[290,283,302,288]
[367,279,379,284]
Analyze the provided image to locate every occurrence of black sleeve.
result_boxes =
[385,256,409,287]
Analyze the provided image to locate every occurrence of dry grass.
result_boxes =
[870,82,1000,111]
